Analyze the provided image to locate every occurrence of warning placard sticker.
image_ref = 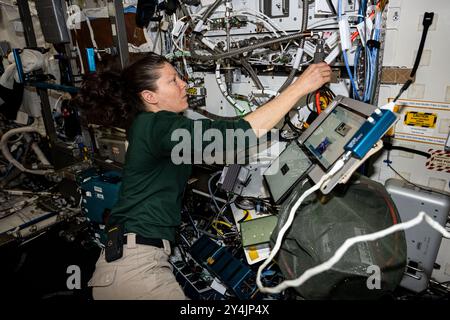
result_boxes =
[425,149,450,173]
[391,99,450,146]
[404,112,437,128]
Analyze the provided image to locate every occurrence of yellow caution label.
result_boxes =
[404,112,437,128]
[186,87,198,95]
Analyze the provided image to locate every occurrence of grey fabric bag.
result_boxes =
[271,174,406,299]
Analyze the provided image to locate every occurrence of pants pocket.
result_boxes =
[88,265,117,288]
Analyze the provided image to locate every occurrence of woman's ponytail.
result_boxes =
[72,70,137,130]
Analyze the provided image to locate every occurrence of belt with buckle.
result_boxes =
[123,235,165,248]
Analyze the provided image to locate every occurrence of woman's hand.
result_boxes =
[293,62,332,95]
[244,62,332,136]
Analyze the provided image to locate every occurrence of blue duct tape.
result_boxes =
[86,48,96,73]
[124,6,137,13]
[12,49,24,83]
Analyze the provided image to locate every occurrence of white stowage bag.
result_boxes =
[0,49,45,89]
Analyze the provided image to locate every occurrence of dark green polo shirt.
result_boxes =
[108,110,254,242]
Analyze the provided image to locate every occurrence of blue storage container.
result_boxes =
[80,171,121,224]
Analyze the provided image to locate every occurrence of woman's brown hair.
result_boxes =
[71,52,169,130]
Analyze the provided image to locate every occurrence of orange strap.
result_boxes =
[315,91,321,114]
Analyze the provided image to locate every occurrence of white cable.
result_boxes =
[192,6,208,18]
[253,89,278,97]
[0,126,53,175]
[235,8,298,50]
[85,16,102,60]
[292,47,304,70]
[208,171,223,213]
[67,5,102,61]
[53,95,64,113]
[190,14,214,24]
[175,26,192,78]
[31,142,51,166]
[308,17,338,29]
[171,32,183,52]
[75,40,85,74]
[239,7,289,36]
[182,56,192,79]
[234,10,282,37]
[215,62,246,114]
[214,8,295,51]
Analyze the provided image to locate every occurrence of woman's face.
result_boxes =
[153,63,188,113]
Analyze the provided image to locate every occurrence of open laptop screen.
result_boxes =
[303,105,366,170]
[264,142,312,204]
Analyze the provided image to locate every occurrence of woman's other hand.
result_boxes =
[293,62,332,96]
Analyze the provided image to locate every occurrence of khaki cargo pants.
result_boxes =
[88,234,187,300]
